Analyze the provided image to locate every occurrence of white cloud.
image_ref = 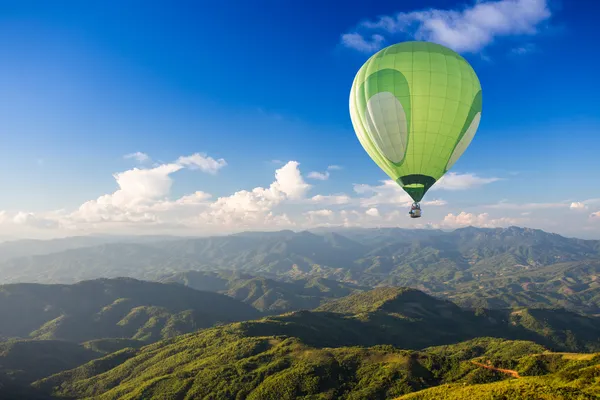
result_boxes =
[591,212,600,219]
[570,202,588,210]
[13,212,60,229]
[148,191,212,212]
[433,173,501,191]
[4,150,600,240]
[307,165,342,181]
[196,161,310,230]
[307,171,330,181]
[124,152,151,163]
[176,153,227,174]
[341,33,385,53]
[365,207,380,217]
[423,199,448,206]
[442,212,522,228]
[511,43,536,55]
[485,201,566,210]
[342,0,551,53]
[354,180,413,207]
[305,209,334,219]
[272,161,312,200]
[310,194,352,205]
[68,152,226,225]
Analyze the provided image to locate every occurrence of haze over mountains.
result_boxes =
[1,226,599,315]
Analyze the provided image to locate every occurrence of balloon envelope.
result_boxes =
[349,41,482,202]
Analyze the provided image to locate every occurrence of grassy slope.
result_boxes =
[32,288,600,399]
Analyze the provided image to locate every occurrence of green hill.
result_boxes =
[162,270,367,313]
[0,278,261,343]
[33,330,599,400]
[0,339,104,399]
[25,288,600,399]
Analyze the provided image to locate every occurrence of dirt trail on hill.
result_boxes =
[471,361,521,378]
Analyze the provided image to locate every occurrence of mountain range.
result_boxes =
[0,278,260,344]
[20,285,600,400]
[1,226,600,398]
[1,226,597,315]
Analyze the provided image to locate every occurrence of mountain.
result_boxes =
[31,289,600,399]
[1,226,599,315]
[0,339,103,400]
[0,234,184,263]
[161,270,367,313]
[445,259,600,315]
[0,339,100,383]
[0,278,261,344]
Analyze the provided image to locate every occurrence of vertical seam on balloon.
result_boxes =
[423,49,434,181]
[356,61,394,179]
[437,52,450,179]
[393,54,407,167]
[408,43,414,178]
[448,55,464,172]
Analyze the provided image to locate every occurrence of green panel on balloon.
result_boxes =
[349,41,482,202]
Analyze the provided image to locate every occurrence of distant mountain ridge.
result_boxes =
[160,270,368,313]
[1,226,598,315]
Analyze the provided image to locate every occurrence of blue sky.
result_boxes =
[1,0,599,239]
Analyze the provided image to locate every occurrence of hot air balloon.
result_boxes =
[349,41,482,218]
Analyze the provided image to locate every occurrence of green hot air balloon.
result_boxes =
[349,41,482,218]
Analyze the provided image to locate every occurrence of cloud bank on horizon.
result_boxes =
[0,150,599,240]
[341,0,551,54]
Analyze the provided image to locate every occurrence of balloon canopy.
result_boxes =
[349,41,482,203]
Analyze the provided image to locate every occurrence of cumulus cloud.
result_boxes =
[5,149,600,239]
[310,194,352,205]
[305,209,335,220]
[307,165,342,181]
[176,153,227,174]
[570,202,588,210]
[307,171,330,181]
[442,212,522,228]
[423,199,448,206]
[365,207,380,217]
[433,173,501,191]
[196,161,310,230]
[13,212,60,229]
[342,0,551,53]
[341,33,385,53]
[68,152,227,225]
[354,180,414,207]
[124,152,151,163]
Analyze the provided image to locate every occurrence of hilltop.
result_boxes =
[0,278,260,344]
[161,270,367,313]
[30,288,600,399]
